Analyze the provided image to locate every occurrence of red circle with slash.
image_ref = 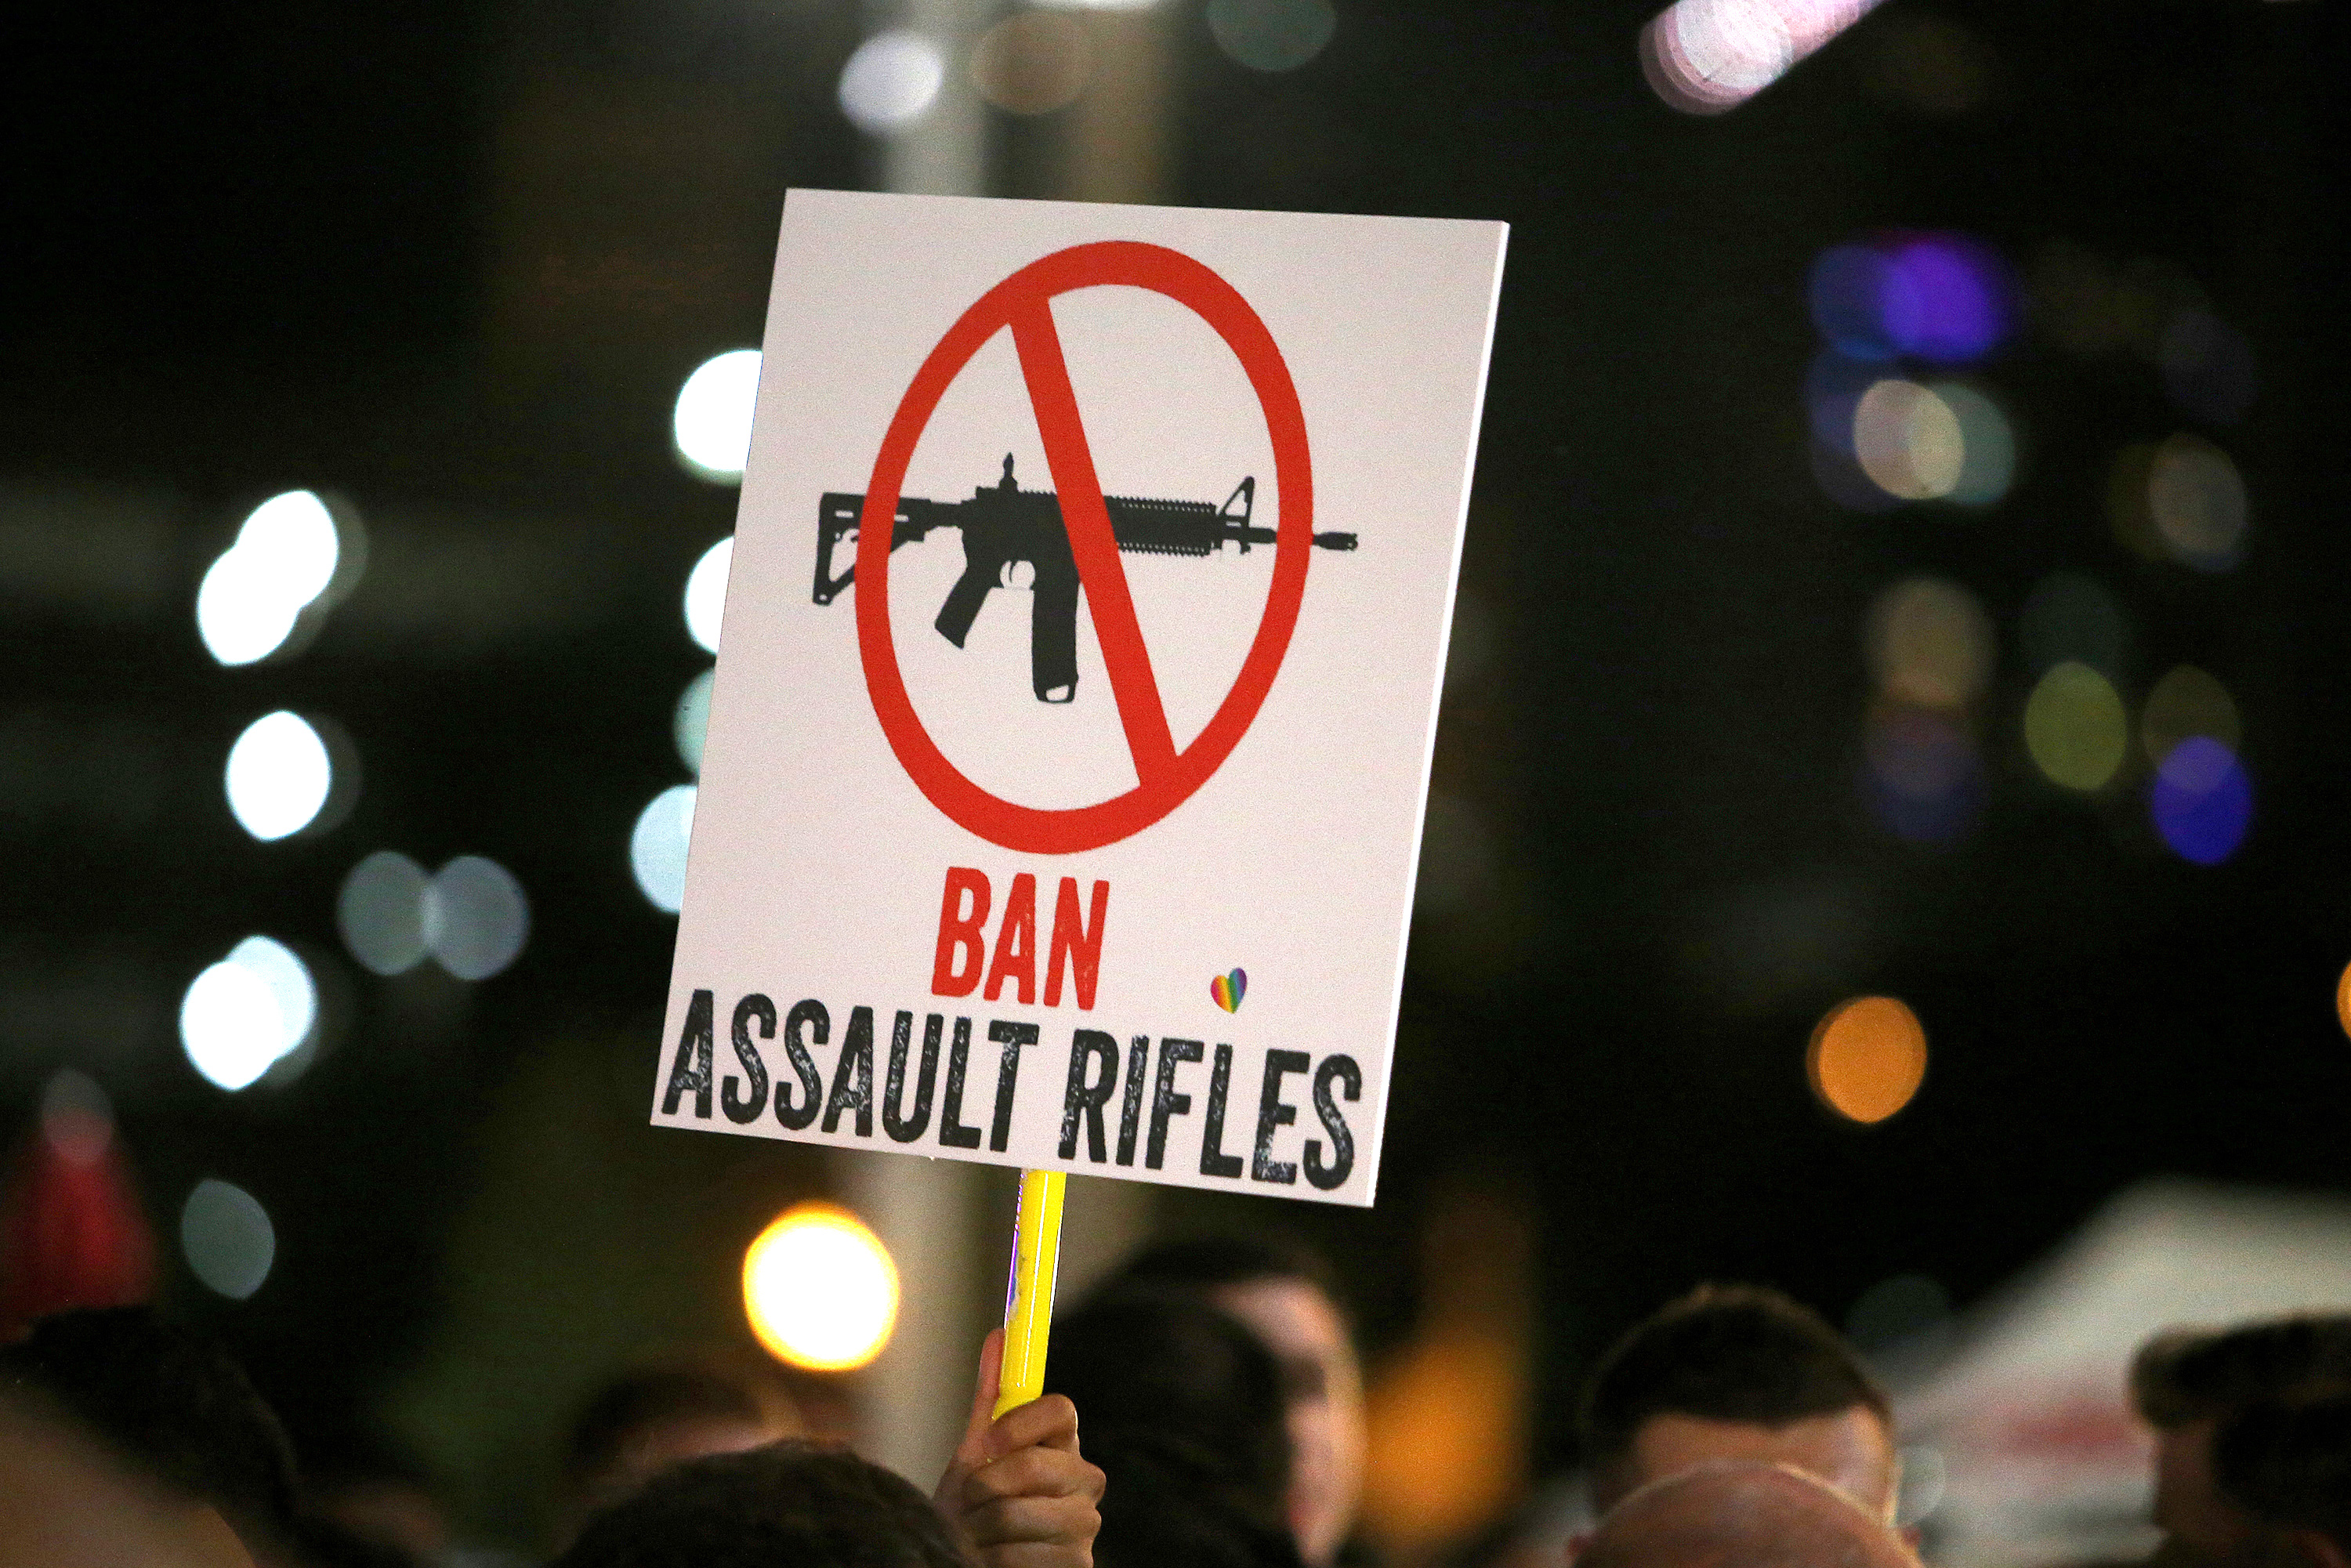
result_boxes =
[854,241,1315,854]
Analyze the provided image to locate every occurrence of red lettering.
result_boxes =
[983,873,1038,1005]
[1044,878,1110,1009]
[931,867,991,998]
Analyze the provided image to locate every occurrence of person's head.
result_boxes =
[2132,1316,2351,1568]
[553,1442,971,1568]
[1084,1427,1307,1568]
[0,1306,302,1554]
[2208,1394,2351,1568]
[1109,1235,1363,1566]
[1576,1284,1898,1522]
[1576,1459,1918,1568]
[1047,1288,1293,1537]
[558,1358,806,1542]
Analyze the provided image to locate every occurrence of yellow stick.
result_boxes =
[993,1168,1067,1418]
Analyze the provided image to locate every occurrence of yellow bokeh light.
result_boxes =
[2142,664,2240,767]
[1808,996,1928,1124]
[743,1203,900,1372]
[2024,661,2128,791]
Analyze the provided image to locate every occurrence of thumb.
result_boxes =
[955,1328,1006,1469]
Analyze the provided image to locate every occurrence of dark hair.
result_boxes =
[1087,1428,1306,1568]
[1046,1291,1294,1558]
[1107,1233,1344,1311]
[2131,1316,2351,1429]
[554,1442,972,1568]
[1577,1284,1891,1480]
[0,1306,300,1539]
[564,1363,781,1492]
[2212,1395,2351,1552]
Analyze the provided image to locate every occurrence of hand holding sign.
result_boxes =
[934,1329,1105,1568]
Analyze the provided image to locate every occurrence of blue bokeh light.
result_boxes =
[1809,234,2014,367]
[2150,736,2251,866]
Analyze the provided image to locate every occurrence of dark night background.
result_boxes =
[2,0,2345,1552]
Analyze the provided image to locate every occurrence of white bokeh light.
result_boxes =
[672,350,763,481]
[180,937,313,1092]
[1643,0,1883,114]
[743,1204,900,1371]
[181,1179,277,1300]
[676,668,715,773]
[197,551,306,667]
[339,850,431,976]
[685,538,733,654]
[839,31,946,134]
[631,784,697,913]
[195,491,345,666]
[1207,0,1338,73]
[426,856,531,980]
[225,712,333,841]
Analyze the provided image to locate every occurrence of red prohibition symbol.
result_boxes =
[854,241,1315,855]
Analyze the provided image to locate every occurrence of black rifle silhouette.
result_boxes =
[813,455,1356,703]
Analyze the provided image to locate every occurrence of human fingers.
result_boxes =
[987,1392,1081,1458]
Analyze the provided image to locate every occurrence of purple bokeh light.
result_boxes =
[1809,233,2014,366]
[2150,736,2252,866]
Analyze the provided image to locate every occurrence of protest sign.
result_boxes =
[655,190,1505,1209]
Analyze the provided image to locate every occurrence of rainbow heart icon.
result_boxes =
[1210,969,1248,1013]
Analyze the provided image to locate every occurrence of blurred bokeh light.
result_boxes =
[1807,995,1928,1124]
[335,851,527,980]
[2141,665,2240,769]
[2024,661,2127,791]
[1867,578,1991,711]
[427,856,531,981]
[339,850,432,976]
[1853,379,1963,500]
[180,1178,276,1300]
[179,937,317,1092]
[676,668,715,775]
[672,351,761,483]
[224,711,334,842]
[972,14,1092,115]
[742,1204,899,1372]
[1644,0,1889,114]
[2146,433,2248,571]
[1931,382,2016,505]
[1809,233,2013,364]
[2149,736,2251,866]
[1208,0,1338,73]
[838,31,946,135]
[39,1070,114,1168]
[195,491,353,666]
[632,785,697,913]
[685,538,732,654]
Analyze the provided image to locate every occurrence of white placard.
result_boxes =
[655,190,1505,1207]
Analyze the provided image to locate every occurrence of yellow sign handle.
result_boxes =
[994,1168,1067,1418]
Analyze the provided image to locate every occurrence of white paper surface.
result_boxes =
[654,190,1505,1207]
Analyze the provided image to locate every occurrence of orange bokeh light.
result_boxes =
[1808,996,1928,1124]
[2335,962,2351,1041]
